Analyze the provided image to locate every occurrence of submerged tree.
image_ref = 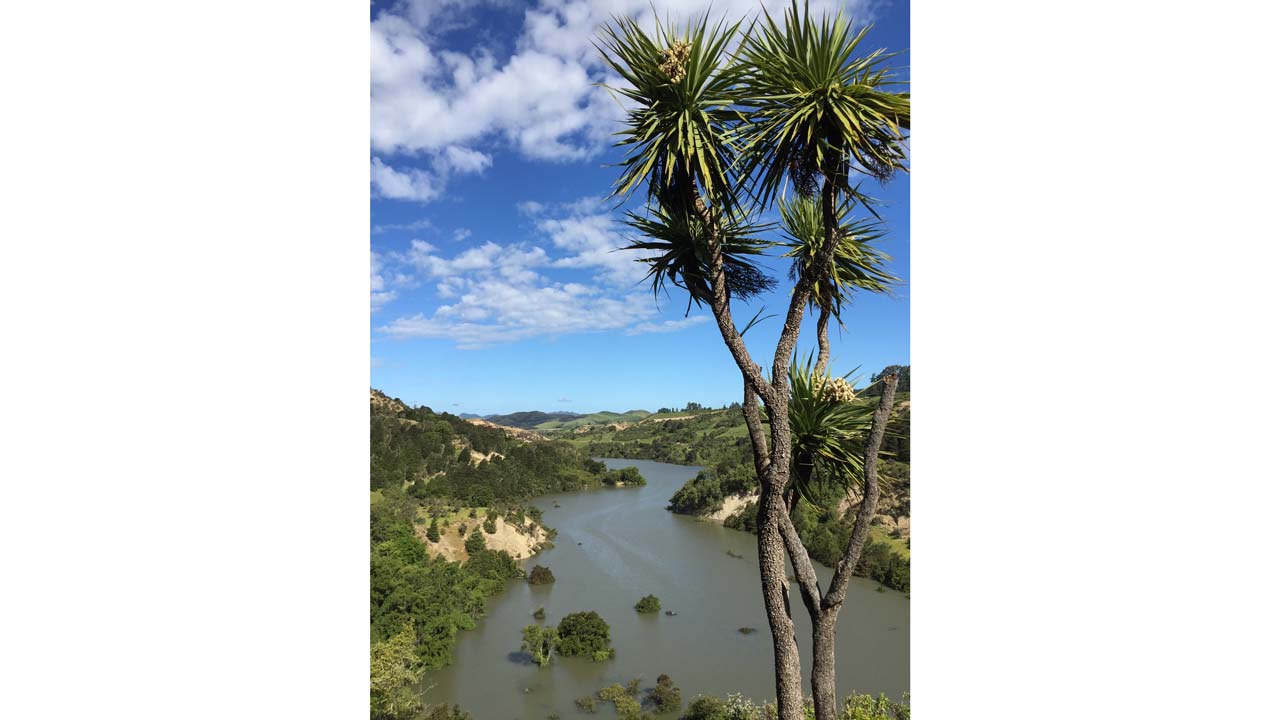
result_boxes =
[520,624,558,667]
[598,3,908,718]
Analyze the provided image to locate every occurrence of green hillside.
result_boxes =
[532,409,653,431]
[564,367,912,592]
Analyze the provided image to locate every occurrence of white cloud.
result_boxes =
[441,146,492,174]
[371,157,443,203]
[452,227,472,242]
[372,1,869,166]
[375,202,701,347]
[625,316,710,335]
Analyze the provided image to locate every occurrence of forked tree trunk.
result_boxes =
[692,166,848,720]
[808,372,900,720]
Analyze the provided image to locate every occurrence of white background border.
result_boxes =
[2,1,1278,717]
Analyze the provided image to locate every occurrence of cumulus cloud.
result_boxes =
[372,248,417,312]
[372,1,867,167]
[371,157,443,203]
[375,200,700,347]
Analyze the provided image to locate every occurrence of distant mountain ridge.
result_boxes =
[482,409,654,431]
[482,410,583,428]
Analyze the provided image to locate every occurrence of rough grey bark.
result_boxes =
[782,371,899,720]
[815,305,832,375]
[694,164,849,720]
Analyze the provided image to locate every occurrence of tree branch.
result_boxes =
[778,509,823,617]
[741,374,771,479]
[823,371,898,609]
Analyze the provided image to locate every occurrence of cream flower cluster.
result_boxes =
[816,376,858,404]
[660,40,691,83]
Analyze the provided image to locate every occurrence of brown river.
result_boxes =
[418,458,909,718]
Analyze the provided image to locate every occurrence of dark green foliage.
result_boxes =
[528,564,556,585]
[372,394,614,500]
[598,682,643,718]
[370,492,505,671]
[425,517,441,543]
[580,411,754,468]
[466,547,522,583]
[602,466,647,487]
[679,696,727,720]
[667,465,755,516]
[483,410,582,429]
[635,594,662,613]
[464,529,486,555]
[646,674,682,714]
[556,611,613,659]
[855,541,910,594]
[483,516,497,534]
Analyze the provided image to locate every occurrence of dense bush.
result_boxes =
[371,400,613,500]
[528,564,556,585]
[464,529,486,555]
[465,547,522,582]
[646,674,682,714]
[556,611,613,660]
[634,594,662,613]
[370,492,503,671]
[598,682,642,718]
[575,695,598,713]
[677,692,909,720]
[855,541,910,594]
[602,466,647,487]
[667,465,756,516]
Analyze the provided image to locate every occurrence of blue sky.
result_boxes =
[371,0,910,415]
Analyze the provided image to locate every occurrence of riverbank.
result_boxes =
[418,459,908,719]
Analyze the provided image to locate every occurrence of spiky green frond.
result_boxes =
[622,205,777,311]
[733,0,910,204]
[596,11,746,213]
[778,193,898,321]
[783,352,874,506]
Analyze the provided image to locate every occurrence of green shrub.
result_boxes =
[464,529,486,555]
[520,624,557,667]
[646,674,682,714]
[634,594,661,613]
[575,695,598,713]
[528,564,556,585]
[555,611,612,660]
[599,683,642,717]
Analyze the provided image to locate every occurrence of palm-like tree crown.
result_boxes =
[734,0,910,203]
[782,353,875,505]
[622,205,776,311]
[778,193,897,322]
[597,12,745,214]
